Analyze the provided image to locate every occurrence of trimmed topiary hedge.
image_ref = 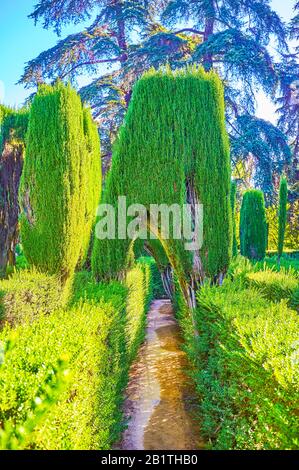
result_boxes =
[0,259,153,449]
[246,269,299,311]
[92,66,232,285]
[176,274,299,449]
[0,270,64,327]
[19,82,101,284]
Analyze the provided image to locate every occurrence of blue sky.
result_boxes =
[0,0,296,122]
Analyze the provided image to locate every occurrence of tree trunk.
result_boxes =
[116,1,128,64]
[186,178,205,287]
[161,265,174,299]
[0,142,24,274]
[203,12,215,71]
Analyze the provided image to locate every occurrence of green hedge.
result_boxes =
[178,279,299,449]
[19,82,101,283]
[230,180,238,257]
[0,289,126,449]
[261,254,299,273]
[277,177,288,260]
[0,270,64,327]
[246,270,299,311]
[0,261,153,449]
[125,261,152,361]
[0,106,29,153]
[92,66,232,283]
[137,256,166,299]
[267,250,299,258]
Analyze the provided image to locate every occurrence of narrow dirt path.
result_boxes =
[120,299,205,450]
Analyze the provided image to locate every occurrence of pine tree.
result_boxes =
[19,82,101,283]
[275,2,299,244]
[279,1,298,157]
[230,180,238,257]
[277,176,288,264]
[230,115,291,202]
[159,0,290,198]
[19,1,291,194]
[240,189,267,261]
[19,0,152,155]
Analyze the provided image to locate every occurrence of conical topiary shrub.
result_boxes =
[240,189,267,261]
[230,180,238,257]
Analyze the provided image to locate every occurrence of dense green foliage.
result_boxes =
[19,82,101,284]
[277,177,288,260]
[246,269,299,311]
[0,270,64,327]
[176,262,299,449]
[125,261,153,361]
[92,67,232,285]
[137,257,166,299]
[0,260,153,449]
[266,203,299,252]
[240,190,267,260]
[0,107,29,154]
[230,181,238,257]
[20,1,292,197]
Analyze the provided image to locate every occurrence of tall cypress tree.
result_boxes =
[230,180,238,257]
[19,82,101,282]
[277,176,288,263]
[240,190,267,261]
[276,2,299,218]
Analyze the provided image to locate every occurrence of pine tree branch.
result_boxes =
[173,28,204,36]
[59,57,121,80]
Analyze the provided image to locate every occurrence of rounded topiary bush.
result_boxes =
[240,189,267,261]
[19,82,101,283]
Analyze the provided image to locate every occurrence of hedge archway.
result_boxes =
[92,67,232,313]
